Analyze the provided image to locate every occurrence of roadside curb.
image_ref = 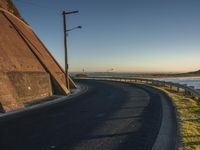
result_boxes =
[132,83,179,150]
[0,84,88,120]
[151,89,179,150]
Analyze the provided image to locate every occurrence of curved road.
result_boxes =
[0,80,176,150]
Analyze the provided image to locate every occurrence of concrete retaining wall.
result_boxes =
[0,0,77,111]
[0,72,52,112]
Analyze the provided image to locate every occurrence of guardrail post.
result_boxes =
[184,90,191,97]
[184,89,188,96]
[177,87,180,93]
[190,92,195,99]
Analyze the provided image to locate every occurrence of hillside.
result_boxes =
[132,70,200,79]
[179,70,200,76]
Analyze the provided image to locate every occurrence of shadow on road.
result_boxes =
[0,80,163,150]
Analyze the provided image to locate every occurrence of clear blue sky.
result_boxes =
[13,0,200,73]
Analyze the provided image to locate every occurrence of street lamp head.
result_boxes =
[67,26,82,32]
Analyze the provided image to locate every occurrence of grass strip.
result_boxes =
[152,85,200,150]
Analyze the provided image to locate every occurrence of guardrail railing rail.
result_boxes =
[77,77,200,101]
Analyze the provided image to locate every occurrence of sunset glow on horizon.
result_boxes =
[13,0,200,73]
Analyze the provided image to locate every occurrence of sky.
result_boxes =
[12,0,200,73]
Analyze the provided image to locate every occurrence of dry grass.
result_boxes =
[153,85,200,150]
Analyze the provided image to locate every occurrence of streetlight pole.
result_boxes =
[62,10,79,92]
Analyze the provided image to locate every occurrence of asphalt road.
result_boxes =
[0,80,175,150]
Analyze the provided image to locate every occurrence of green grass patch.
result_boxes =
[153,85,200,150]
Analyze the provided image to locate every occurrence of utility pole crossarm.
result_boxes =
[63,10,79,15]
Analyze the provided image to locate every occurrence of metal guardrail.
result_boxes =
[77,77,200,100]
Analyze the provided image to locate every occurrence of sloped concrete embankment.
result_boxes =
[0,7,76,112]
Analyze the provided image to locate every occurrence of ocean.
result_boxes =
[155,77,200,90]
